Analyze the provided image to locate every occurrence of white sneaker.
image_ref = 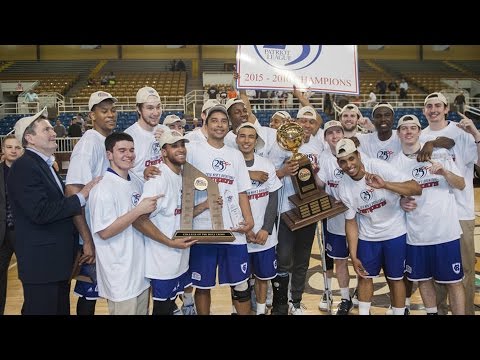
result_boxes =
[318,291,332,311]
[385,305,393,315]
[289,301,306,315]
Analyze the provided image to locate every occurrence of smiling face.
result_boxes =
[162,140,187,168]
[236,126,257,157]
[229,103,248,130]
[337,151,364,180]
[340,109,359,132]
[25,119,57,156]
[372,107,394,136]
[107,140,135,173]
[324,126,344,153]
[206,111,229,142]
[397,123,421,147]
[90,99,117,137]
[423,99,448,127]
[138,98,162,129]
[296,117,317,142]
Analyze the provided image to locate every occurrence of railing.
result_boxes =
[61,95,185,114]
[1,92,479,120]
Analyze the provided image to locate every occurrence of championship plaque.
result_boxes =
[173,162,235,242]
[277,122,347,231]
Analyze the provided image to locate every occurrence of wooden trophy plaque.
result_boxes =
[282,156,347,231]
[173,162,234,242]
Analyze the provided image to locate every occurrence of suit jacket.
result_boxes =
[7,150,83,284]
[0,164,6,247]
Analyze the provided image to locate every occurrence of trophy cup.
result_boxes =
[277,122,347,231]
[173,162,235,242]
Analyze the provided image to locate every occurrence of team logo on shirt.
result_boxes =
[452,262,461,274]
[251,180,261,188]
[360,189,373,202]
[151,141,160,156]
[333,168,344,179]
[412,165,428,179]
[131,192,141,206]
[273,259,277,269]
[377,149,394,161]
[241,262,248,274]
[212,158,231,172]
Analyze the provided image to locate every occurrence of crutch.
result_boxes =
[316,219,333,314]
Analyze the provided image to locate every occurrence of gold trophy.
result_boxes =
[277,122,346,231]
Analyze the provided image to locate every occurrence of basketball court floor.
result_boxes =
[4,195,480,316]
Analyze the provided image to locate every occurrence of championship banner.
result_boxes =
[236,45,359,95]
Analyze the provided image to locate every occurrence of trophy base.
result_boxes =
[282,195,348,231]
[288,190,333,219]
[173,230,235,242]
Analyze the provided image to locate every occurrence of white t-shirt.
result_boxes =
[184,127,208,143]
[66,129,109,245]
[186,141,252,245]
[390,147,462,245]
[423,121,477,220]
[224,123,279,158]
[88,170,149,302]
[356,132,436,163]
[246,154,282,253]
[124,122,164,183]
[337,157,409,241]
[141,163,189,279]
[318,150,347,235]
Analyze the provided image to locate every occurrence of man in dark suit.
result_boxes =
[0,134,23,314]
[7,107,100,315]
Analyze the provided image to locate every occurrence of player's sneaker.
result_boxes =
[336,298,353,315]
[289,301,306,315]
[181,303,197,315]
[385,305,410,315]
[318,290,332,311]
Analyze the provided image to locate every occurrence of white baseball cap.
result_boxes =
[14,106,48,143]
[335,138,358,158]
[372,102,395,116]
[206,105,229,121]
[163,114,186,127]
[340,103,362,118]
[136,86,161,104]
[397,114,421,129]
[296,106,317,120]
[225,98,245,111]
[424,92,448,106]
[88,91,118,111]
[235,122,265,151]
[201,99,220,113]
[324,120,343,133]
[158,129,190,149]
[271,110,291,121]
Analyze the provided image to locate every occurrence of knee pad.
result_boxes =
[231,281,250,303]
